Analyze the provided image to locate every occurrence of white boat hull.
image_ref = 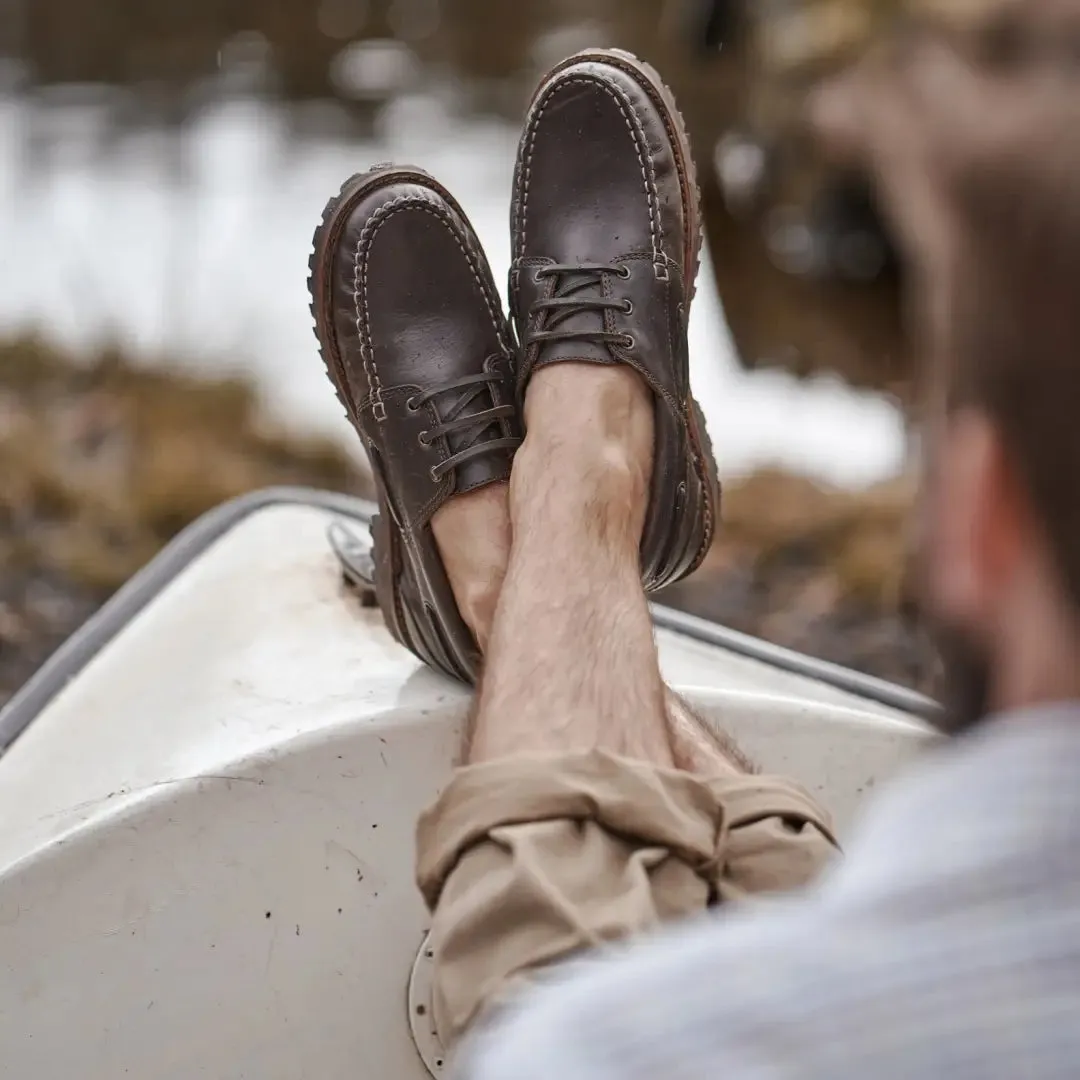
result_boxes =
[0,491,934,1078]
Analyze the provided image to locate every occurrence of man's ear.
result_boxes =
[927,407,1014,630]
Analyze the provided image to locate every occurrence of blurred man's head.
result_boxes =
[814,1,1080,732]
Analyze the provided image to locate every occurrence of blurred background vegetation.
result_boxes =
[0,0,934,705]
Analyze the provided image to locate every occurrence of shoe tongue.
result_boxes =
[535,271,612,367]
[437,381,505,494]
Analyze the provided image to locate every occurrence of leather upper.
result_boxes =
[329,176,520,529]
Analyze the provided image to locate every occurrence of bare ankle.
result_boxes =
[511,439,645,549]
[512,363,655,545]
[523,363,654,463]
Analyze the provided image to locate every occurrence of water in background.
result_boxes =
[0,88,905,488]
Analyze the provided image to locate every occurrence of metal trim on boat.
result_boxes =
[650,606,937,721]
[0,487,938,754]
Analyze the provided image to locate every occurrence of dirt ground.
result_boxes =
[0,336,930,709]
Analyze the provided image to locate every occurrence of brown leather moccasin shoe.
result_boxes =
[509,50,720,591]
[310,165,521,683]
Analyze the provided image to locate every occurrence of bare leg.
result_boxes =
[429,429,747,774]
[469,364,669,765]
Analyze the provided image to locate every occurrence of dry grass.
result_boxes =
[660,469,926,689]
[719,468,915,611]
[0,335,372,705]
[0,335,368,593]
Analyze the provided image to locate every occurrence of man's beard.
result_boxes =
[928,621,992,736]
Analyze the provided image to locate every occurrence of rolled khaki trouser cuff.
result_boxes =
[415,750,837,1046]
[417,749,722,908]
[703,774,839,900]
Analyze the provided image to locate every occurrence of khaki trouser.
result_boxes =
[416,748,839,1046]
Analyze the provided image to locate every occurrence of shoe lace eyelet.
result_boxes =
[418,431,431,447]
[533,269,545,284]
[621,299,634,315]
[621,334,636,350]
[406,396,419,412]
[429,466,441,483]
[616,264,631,279]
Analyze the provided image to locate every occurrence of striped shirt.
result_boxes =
[460,704,1080,1080]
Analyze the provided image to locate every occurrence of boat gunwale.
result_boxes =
[0,487,939,754]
